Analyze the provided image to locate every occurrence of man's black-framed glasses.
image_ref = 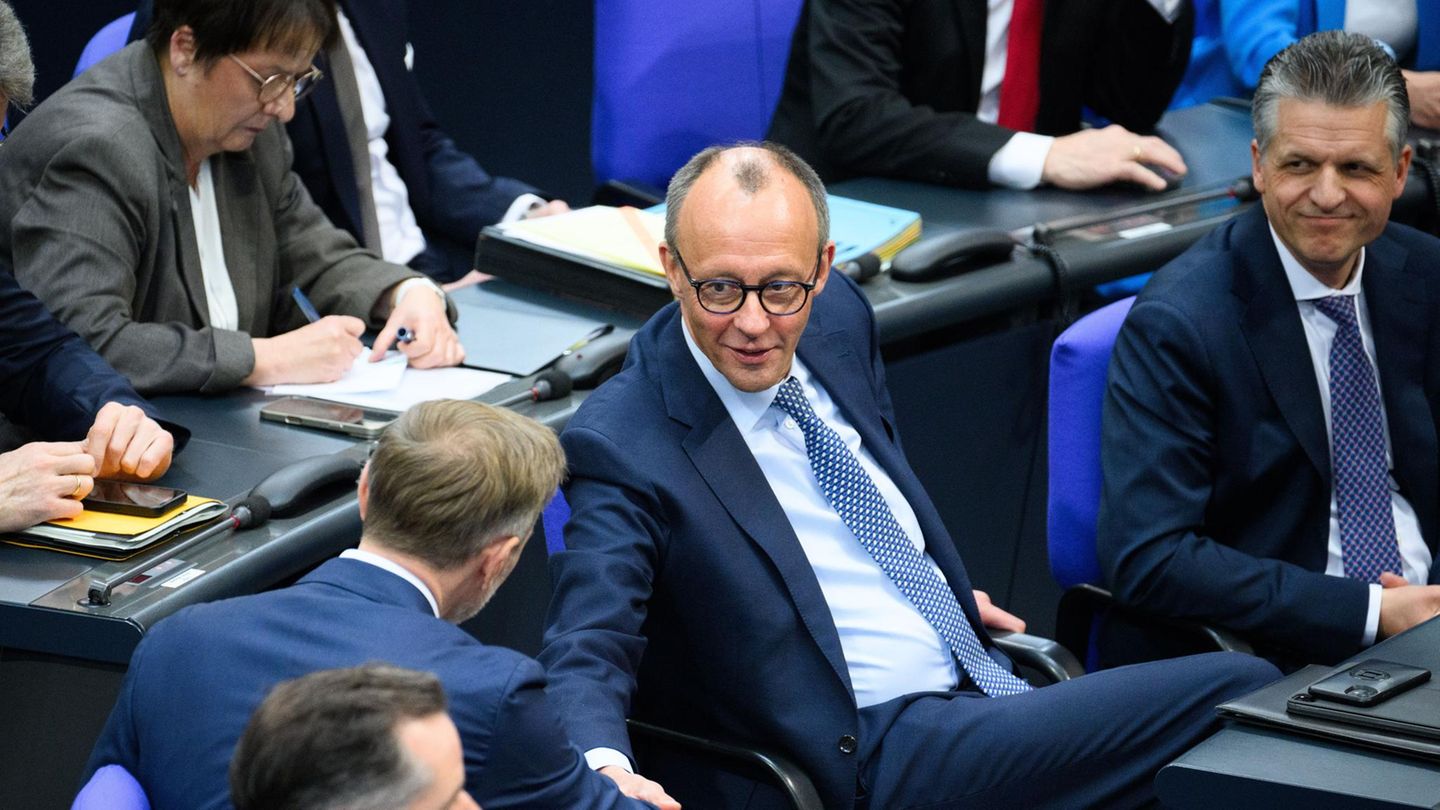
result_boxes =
[229,54,324,105]
[673,247,821,316]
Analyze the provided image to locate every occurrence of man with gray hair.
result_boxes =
[230,664,476,810]
[1100,30,1440,668]
[84,400,650,809]
[543,141,1276,809]
[0,0,32,139]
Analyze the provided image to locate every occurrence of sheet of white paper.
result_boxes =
[267,351,408,396]
[306,367,512,412]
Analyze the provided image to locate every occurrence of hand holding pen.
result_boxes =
[368,280,466,368]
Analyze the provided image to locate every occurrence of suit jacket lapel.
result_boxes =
[129,44,210,326]
[1364,235,1440,560]
[1236,212,1332,485]
[211,153,263,332]
[655,312,854,694]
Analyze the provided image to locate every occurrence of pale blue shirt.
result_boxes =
[681,322,959,705]
[1272,229,1432,646]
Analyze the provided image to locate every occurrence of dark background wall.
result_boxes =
[7,0,596,204]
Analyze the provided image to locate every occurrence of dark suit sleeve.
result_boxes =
[795,0,1014,187]
[475,656,653,809]
[1067,0,1194,133]
[413,94,540,237]
[1097,297,1370,662]
[539,425,664,762]
[0,269,155,441]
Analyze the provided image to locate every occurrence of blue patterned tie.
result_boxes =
[1314,296,1403,583]
[772,377,1031,696]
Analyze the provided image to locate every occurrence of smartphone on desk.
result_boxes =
[1306,660,1430,706]
[83,480,187,517]
[260,396,398,439]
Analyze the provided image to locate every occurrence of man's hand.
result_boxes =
[370,285,464,368]
[973,589,1026,633]
[245,316,366,387]
[599,765,681,810]
[1042,124,1188,191]
[85,402,174,480]
[522,199,571,220]
[1378,572,1440,640]
[1403,70,1440,130]
[0,442,96,532]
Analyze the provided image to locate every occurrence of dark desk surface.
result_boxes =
[0,283,608,667]
[1159,619,1440,808]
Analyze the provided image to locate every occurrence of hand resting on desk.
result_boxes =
[0,402,174,532]
[1379,572,1440,641]
[1041,124,1187,192]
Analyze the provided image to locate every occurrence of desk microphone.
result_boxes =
[494,370,574,408]
[836,253,882,282]
[86,495,274,606]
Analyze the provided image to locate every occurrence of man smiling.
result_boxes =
[1100,31,1440,668]
[541,142,1276,809]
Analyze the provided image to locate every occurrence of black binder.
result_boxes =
[474,227,674,319]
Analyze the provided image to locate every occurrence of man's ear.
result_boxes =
[356,463,371,520]
[660,242,686,300]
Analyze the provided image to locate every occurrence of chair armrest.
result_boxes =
[991,630,1086,683]
[626,719,824,810]
[1057,582,1254,663]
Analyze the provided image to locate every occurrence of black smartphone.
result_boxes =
[259,396,398,439]
[1306,660,1431,707]
[83,480,187,517]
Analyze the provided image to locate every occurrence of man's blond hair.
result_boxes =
[364,400,564,569]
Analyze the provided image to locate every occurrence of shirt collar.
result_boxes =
[1270,225,1366,302]
[339,547,441,618]
[681,317,810,433]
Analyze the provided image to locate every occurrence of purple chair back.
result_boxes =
[71,764,149,810]
[74,13,136,78]
[541,488,570,556]
[591,0,804,190]
[1047,297,1136,589]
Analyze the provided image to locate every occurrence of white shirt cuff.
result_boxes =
[502,193,549,224]
[1146,0,1183,24]
[1363,582,1383,647]
[986,132,1054,190]
[585,747,633,773]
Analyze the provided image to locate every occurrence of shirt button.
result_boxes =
[784,418,796,430]
[838,734,858,755]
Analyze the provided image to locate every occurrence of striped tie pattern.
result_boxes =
[1314,295,1403,583]
[773,377,1031,696]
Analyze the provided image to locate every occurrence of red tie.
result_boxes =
[997,0,1044,132]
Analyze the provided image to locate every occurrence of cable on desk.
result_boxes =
[1027,240,1079,329]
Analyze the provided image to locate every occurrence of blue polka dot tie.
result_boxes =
[773,377,1031,696]
[1314,296,1403,583]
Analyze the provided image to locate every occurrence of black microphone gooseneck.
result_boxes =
[492,369,575,408]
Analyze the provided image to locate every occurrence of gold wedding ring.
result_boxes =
[70,475,83,498]
[1131,145,1144,161]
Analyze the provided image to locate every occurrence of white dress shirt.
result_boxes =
[188,158,239,331]
[339,547,441,617]
[584,324,965,775]
[980,0,1184,189]
[1273,228,1431,646]
[335,10,544,268]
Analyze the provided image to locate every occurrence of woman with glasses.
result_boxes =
[0,0,464,394]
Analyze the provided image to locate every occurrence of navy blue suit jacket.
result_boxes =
[289,0,539,282]
[85,558,645,810]
[1098,206,1440,664]
[539,273,1011,809]
[0,265,156,442]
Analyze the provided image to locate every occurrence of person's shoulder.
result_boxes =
[1379,220,1440,264]
[566,308,676,436]
[1141,213,1253,310]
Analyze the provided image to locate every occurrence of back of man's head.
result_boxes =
[363,399,565,570]
[1252,30,1410,159]
[229,664,455,810]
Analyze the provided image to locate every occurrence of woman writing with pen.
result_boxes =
[0,0,464,394]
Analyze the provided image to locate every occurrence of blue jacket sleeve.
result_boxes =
[0,269,156,441]
[1219,0,1303,89]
